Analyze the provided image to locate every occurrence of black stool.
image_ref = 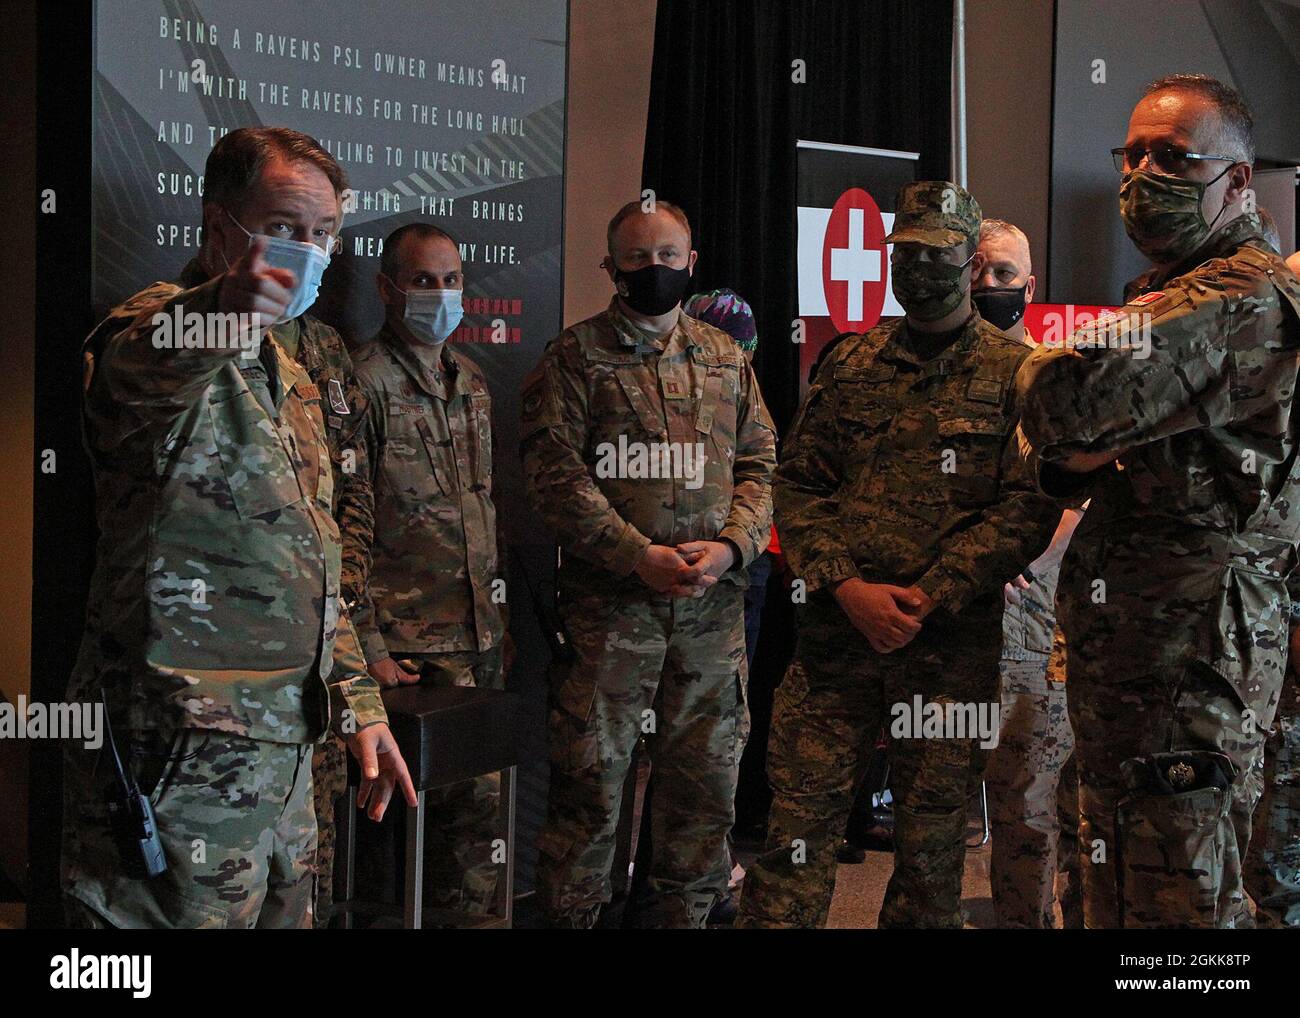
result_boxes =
[334,685,520,929]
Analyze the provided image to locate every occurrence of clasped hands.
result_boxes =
[634,541,735,598]
[833,577,935,654]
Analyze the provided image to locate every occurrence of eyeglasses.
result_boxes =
[1111,144,1237,176]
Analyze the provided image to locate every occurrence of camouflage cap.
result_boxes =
[882,181,982,249]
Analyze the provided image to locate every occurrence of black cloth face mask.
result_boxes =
[972,285,1028,332]
[614,263,692,316]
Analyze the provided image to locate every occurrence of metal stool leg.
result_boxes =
[338,784,357,929]
[501,765,516,928]
[405,790,426,929]
[967,780,991,848]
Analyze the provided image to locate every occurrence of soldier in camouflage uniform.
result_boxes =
[350,223,508,914]
[1016,76,1300,927]
[61,128,414,929]
[290,318,373,928]
[521,200,776,928]
[972,218,1084,928]
[1244,663,1300,927]
[1241,220,1300,928]
[738,182,1059,928]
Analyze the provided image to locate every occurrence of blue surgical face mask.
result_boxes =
[391,282,464,345]
[224,211,332,324]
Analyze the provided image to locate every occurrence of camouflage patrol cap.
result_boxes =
[882,181,982,249]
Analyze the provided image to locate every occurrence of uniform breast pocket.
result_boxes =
[694,363,740,442]
[833,364,898,435]
[596,361,665,441]
[384,405,451,499]
[841,393,896,432]
[207,392,302,519]
[464,391,493,488]
[937,415,1007,507]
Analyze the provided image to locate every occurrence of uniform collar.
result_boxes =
[607,296,686,354]
[885,310,981,367]
[177,257,211,291]
[1126,212,1269,296]
[377,320,463,400]
[273,339,312,407]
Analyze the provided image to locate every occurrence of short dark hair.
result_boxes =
[1143,73,1255,165]
[606,199,692,257]
[381,222,459,280]
[203,127,348,212]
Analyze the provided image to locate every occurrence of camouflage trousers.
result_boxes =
[986,634,1083,928]
[738,599,1001,929]
[352,645,506,914]
[1244,669,1300,927]
[62,722,315,928]
[1068,661,1268,928]
[537,582,747,929]
[310,734,348,927]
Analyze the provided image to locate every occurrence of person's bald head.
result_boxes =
[973,219,1036,341]
[974,219,1034,294]
[602,200,696,274]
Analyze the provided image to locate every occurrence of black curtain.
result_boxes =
[642,0,954,436]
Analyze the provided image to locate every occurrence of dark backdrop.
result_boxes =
[642,0,954,436]
[641,0,954,830]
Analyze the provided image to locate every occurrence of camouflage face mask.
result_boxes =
[891,254,972,322]
[1119,167,1232,264]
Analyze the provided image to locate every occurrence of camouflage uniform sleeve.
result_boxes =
[1286,568,1300,624]
[350,371,391,665]
[1015,268,1258,475]
[87,276,236,437]
[772,354,861,593]
[520,334,652,576]
[914,395,1060,615]
[718,359,776,567]
[329,356,374,609]
[328,609,388,734]
[336,447,373,607]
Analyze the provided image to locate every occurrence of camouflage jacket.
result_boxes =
[1000,326,1076,661]
[1015,214,1300,716]
[71,258,386,744]
[520,298,776,595]
[776,311,1058,620]
[352,324,505,658]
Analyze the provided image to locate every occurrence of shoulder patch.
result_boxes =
[966,377,1004,405]
[1129,291,1164,307]
[328,377,350,415]
[299,383,321,402]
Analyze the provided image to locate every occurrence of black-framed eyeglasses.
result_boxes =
[1111,144,1237,176]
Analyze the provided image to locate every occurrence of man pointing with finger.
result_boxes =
[62,127,415,929]
[739,182,1057,928]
